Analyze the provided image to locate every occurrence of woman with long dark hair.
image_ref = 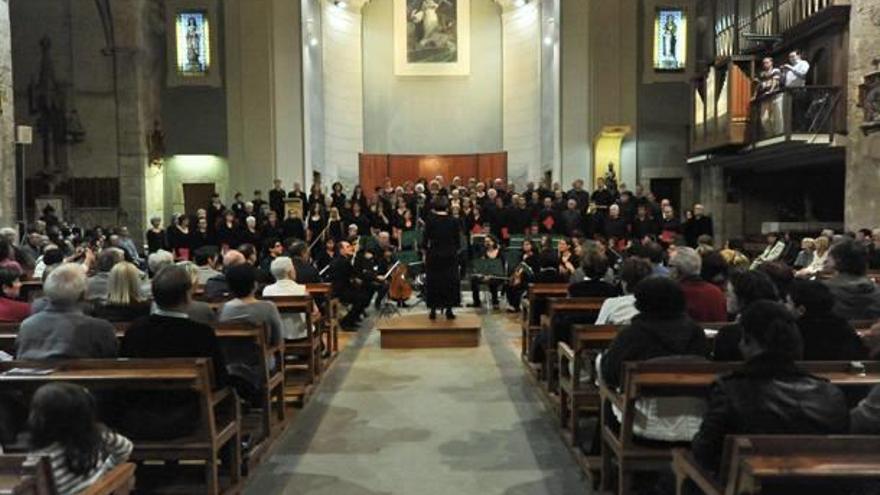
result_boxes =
[422,196,462,320]
[28,383,133,495]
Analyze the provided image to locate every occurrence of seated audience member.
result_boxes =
[16,263,117,360]
[218,264,283,400]
[699,251,729,290]
[713,270,779,361]
[0,238,22,273]
[790,279,868,361]
[0,267,30,322]
[329,239,373,330]
[118,265,228,439]
[289,241,321,283]
[852,383,880,434]
[600,276,709,389]
[595,257,653,325]
[175,262,217,325]
[567,250,620,298]
[695,235,714,256]
[146,249,174,278]
[750,232,786,269]
[263,257,312,340]
[533,251,567,283]
[691,301,849,476]
[85,247,125,302]
[193,246,222,285]
[793,237,816,270]
[823,239,880,320]
[33,245,64,280]
[795,235,830,278]
[91,261,151,322]
[203,249,247,301]
[641,240,670,277]
[669,246,727,322]
[719,239,750,269]
[27,383,133,495]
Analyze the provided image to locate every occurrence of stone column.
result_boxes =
[109,0,155,241]
[0,0,15,228]
[845,0,880,231]
[699,162,726,246]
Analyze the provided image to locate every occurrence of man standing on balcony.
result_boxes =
[782,50,810,88]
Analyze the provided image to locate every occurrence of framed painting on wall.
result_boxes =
[394,0,471,76]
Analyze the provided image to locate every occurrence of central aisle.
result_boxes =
[244,310,592,494]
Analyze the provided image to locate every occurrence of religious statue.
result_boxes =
[147,120,166,168]
[186,17,204,72]
[858,58,880,135]
[664,15,678,60]
[410,0,455,52]
[604,162,618,193]
[29,37,69,173]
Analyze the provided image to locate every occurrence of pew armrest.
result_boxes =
[671,449,724,495]
[211,387,233,407]
[558,342,577,387]
[80,462,136,495]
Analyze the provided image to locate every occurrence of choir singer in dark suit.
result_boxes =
[422,196,462,320]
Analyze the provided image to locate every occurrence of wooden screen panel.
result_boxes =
[447,155,479,181]
[358,154,390,195]
[389,156,421,186]
[477,152,508,184]
[729,63,753,121]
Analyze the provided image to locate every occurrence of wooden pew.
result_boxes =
[260,295,319,404]
[672,435,880,495]
[599,360,880,495]
[540,297,607,393]
[0,455,132,495]
[304,283,340,358]
[0,359,241,495]
[521,283,569,361]
[213,322,285,462]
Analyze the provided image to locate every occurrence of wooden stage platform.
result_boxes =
[376,314,481,349]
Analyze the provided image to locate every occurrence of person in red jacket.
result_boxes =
[0,267,30,322]
[669,246,727,323]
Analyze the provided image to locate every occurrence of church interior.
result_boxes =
[1,0,880,494]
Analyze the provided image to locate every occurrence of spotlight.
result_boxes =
[334,0,347,7]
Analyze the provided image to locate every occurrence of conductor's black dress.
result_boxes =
[422,212,462,309]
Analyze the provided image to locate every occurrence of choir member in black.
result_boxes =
[465,205,486,235]
[269,179,286,218]
[282,208,306,242]
[601,204,629,246]
[347,203,371,235]
[394,209,418,247]
[230,192,246,218]
[591,177,615,216]
[326,207,347,242]
[469,236,505,309]
[241,202,257,224]
[422,197,462,320]
[262,211,285,242]
[506,196,531,238]
[306,203,327,245]
[190,217,215,252]
[260,238,285,278]
[330,182,346,209]
[505,238,540,312]
[566,179,591,210]
[659,203,681,241]
[484,195,505,241]
[252,190,267,215]
[631,204,659,239]
[308,183,325,208]
[330,239,373,330]
[146,217,166,254]
[287,182,307,202]
[350,185,368,210]
[559,199,582,237]
[538,197,557,234]
[206,194,225,233]
[370,201,392,234]
[240,216,261,247]
[683,203,714,248]
[166,214,192,261]
[216,211,240,251]
[314,237,337,273]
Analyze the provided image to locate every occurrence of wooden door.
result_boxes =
[183,183,216,216]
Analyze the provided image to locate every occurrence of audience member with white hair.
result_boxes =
[16,263,117,360]
[86,247,126,303]
[669,246,727,322]
[92,261,151,322]
[203,249,246,301]
[262,257,313,340]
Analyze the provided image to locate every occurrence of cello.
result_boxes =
[387,261,414,303]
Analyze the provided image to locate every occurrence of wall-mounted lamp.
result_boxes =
[334,0,348,8]
[305,19,319,47]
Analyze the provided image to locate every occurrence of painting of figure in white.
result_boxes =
[653,9,686,71]
[176,11,211,76]
[395,0,470,76]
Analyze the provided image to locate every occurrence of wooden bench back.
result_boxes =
[0,455,54,495]
[525,283,569,325]
[213,322,281,387]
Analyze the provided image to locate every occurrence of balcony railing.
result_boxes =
[751,86,844,142]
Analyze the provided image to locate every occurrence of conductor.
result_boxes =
[422,196,462,320]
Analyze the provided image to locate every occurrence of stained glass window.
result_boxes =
[175,11,211,76]
[654,9,686,71]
